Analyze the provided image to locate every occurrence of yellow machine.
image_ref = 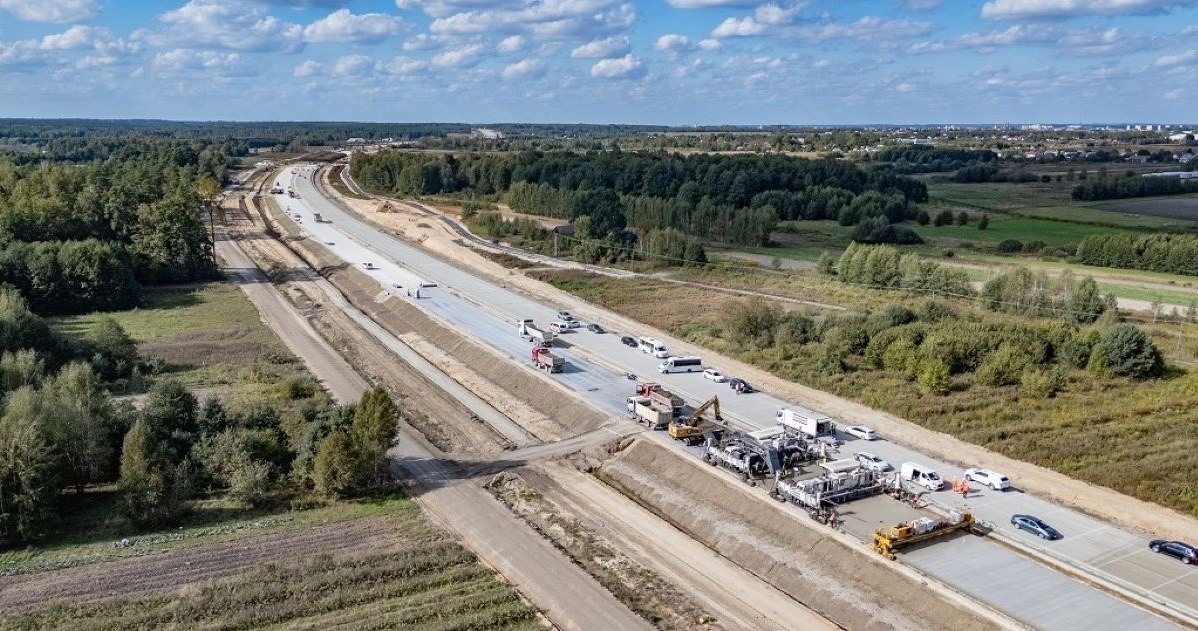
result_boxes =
[668,396,722,443]
[871,512,977,560]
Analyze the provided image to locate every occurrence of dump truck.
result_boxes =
[777,407,838,442]
[531,345,564,373]
[626,395,671,429]
[518,319,556,346]
[635,381,684,416]
[312,212,330,223]
[669,396,722,444]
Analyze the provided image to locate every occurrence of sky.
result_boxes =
[0,0,1196,124]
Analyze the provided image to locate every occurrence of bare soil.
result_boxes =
[0,517,402,612]
[591,437,1004,631]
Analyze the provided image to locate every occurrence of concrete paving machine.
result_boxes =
[871,511,978,560]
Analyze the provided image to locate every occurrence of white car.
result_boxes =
[703,369,727,383]
[557,311,574,321]
[965,467,1011,491]
[564,320,581,329]
[855,451,892,472]
[844,425,878,441]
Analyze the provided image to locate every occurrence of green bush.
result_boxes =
[997,239,1024,253]
[1021,366,1065,398]
[1099,324,1164,379]
[917,358,952,395]
[974,344,1032,387]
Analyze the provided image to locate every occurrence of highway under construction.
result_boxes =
[261,163,1194,631]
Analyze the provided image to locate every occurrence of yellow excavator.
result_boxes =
[669,396,723,443]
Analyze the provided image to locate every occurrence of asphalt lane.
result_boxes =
[281,167,1192,630]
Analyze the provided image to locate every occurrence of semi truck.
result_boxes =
[626,395,671,429]
[518,319,556,346]
[634,381,684,416]
[776,407,838,442]
[531,346,564,373]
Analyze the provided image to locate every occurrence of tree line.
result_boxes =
[1076,233,1198,276]
[0,140,222,315]
[874,145,999,174]
[350,150,928,248]
[1071,174,1198,201]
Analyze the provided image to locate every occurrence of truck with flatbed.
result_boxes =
[531,345,564,373]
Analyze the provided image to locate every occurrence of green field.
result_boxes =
[910,216,1130,246]
[52,283,309,399]
[1014,204,1198,229]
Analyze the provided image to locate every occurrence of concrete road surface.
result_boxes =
[216,225,652,631]
[280,165,1193,630]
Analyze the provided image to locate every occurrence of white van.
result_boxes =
[638,336,669,358]
[658,356,703,373]
[549,322,568,334]
[900,462,945,491]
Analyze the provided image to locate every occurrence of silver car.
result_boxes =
[855,451,892,473]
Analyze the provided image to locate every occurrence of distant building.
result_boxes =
[472,128,504,140]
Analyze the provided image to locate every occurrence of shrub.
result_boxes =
[816,251,836,275]
[974,344,1032,387]
[916,209,930,225]
[978,214,990,230]
[313,431,364,498]
[933,210,953,227]
[1021,366,1065,398]
[1023,240,1046,253]
[955,211,969,226]
[1099,324,1164,379]
[997,239,1024,253]
[917,358,952,395]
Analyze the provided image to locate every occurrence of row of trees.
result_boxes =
[0,141,222,315]
[836,243,972,296]
[981,268,1115,323]
[875,146,999,174]
[1076,233,1198,276]
[1071,174,1198,201]
[351,150,929,247]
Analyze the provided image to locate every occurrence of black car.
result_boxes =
[1011,514,1062,540]
[728,378,754,394]
[587,324,606,334]
[1149,540,1198,565]
[620,336,637,347]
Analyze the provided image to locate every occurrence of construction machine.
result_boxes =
[871,511,978,560]
[669,396,722,443]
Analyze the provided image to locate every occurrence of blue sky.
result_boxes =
[0,0,1196,124]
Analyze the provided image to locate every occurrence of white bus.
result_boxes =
[659,356,704,373]
[638,336,669,358]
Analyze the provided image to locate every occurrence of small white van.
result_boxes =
[900,462,945,491]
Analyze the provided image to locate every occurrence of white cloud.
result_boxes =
[896,81,915,92]
[502,58,543,79]
[665,0,757,6]
[431,43,484,68]
[0,0,97,23]
[497,35,525,53]
[711,16,765,38]
[981,0,1198,20]
[40,25,98,50]
[1164,87,1184,99]
[155,0,304,53]
[384,56,427,75]
[1155,49,1196,66]
[698,38,722,50]
[590,53,643,78]
[754,3,798,25]
[331,54,377,77]
[303,9,404,44]
[293,59,322,77]
[0,25,136,70]
[426,0,635,41]
[152,48,246,75]
[900,0,942,9]
[796,16,932,43]
[570,35,630,58]
[655,34,691,52]
[402,33,438,50]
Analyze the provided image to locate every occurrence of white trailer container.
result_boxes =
[518,319,556,345]
[776,406,837,439]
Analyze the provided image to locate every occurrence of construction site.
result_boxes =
[150,158,1194,631]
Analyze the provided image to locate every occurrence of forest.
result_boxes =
[350,150,928,248]
[873,145,999,173]
[1071,173,1198,201]
[0,139,223,314]
[1076,233,1198,276]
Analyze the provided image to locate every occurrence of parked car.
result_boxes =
[361,262,376,270]
[854,451,892,472]
[1011,514,1062,540]
[325,241,335,246]
[620,336,637,347]
[564,320,581,329]
[728,377,754,393]
[900,462,945,491]
[1149,540,1197,565]
[557,311,574,321]
[965,467,1011,491]
[843,425,878,441]
[587,323,606,334]
[703,368,727,383]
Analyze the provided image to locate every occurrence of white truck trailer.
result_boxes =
[518,319,556,346]
[626,395,672,429]
[776,406,838,441]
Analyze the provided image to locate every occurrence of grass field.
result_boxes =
[52,283,310,401]
[537,268,1198,517]
[910,216,1128,246]
[1,490,542,631]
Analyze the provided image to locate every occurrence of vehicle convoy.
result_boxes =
[518,319,556,346]
[669,396,722,443]
[776,407,838,442]
[531,345,564,373]
[872,511,978,560]
[635,381,684,416]
[626,395,672,429]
